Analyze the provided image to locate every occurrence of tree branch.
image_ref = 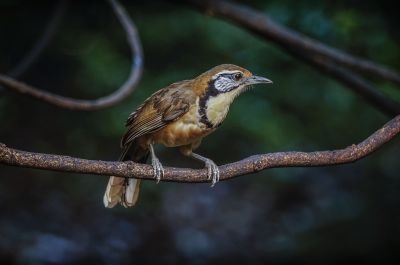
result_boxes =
[1,115,399,182]
[187,0,400,116]
[0,0,143,111]
[188,0,400,86]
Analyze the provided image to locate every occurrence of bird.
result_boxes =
[103,64,272,208]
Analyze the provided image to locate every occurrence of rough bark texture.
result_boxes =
[1,115,399,182]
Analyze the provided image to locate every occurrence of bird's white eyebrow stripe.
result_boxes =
[212,70,241,80]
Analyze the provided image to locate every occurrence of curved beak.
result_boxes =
[244,75,273,85]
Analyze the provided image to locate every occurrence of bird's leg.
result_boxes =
[149,144,164,183]
[191,153,220,187]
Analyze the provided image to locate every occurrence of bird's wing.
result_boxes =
[121,80,196,147]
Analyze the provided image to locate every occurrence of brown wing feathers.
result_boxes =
[121,81,195,147]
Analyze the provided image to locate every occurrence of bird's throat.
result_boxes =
[199,90,238,128]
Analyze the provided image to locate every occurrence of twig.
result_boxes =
[188,0,400,86]
[1,115,398,182]
[0,0,143,111]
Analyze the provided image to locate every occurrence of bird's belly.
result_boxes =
[150,120,211,147]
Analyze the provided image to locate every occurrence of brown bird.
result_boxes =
[103,64,272,208]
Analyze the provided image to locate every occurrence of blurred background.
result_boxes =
[1,0,399,264]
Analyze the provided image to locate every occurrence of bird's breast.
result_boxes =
[150,102,213,147]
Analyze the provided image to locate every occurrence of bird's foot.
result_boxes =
[151,156,164,184]
[189,153,220,187]
[204,159,220,187]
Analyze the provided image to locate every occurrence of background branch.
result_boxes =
[290,49,400,116]
[188,0,400,86]
[187,0,400,116]
[1,115,399,182]
[0,0,143,111]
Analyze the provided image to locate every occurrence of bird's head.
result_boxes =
[194,64,272,128]
[194,64,272,97]
[209,64,272,94]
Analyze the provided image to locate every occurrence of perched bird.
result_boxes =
[103,64,272,208]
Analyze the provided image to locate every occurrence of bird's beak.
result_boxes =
[244,75,273,85]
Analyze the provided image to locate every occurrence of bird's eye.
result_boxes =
[233,73,243,81]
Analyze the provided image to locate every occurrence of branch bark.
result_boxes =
[0,0,143,111]
[1,115,399,182]
[187,0,400,116]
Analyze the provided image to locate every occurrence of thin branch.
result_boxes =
[0,0,143,111]
[188,0,400,86]
[286,48,400,116]
[187,0,400,116]
[1,115,399,182]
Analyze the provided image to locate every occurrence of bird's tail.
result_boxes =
[103,142,149,208]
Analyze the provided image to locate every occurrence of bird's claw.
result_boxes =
[151,157,164,184]
[205,160,220,187]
